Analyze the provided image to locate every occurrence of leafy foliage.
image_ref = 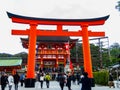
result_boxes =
[116,1,120,11]
[93,70,109,86]
[70,43,110,70]
[0,52,27,59]
[110,43,120,64]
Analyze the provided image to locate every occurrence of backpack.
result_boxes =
[59,75,66,84]
[45,75,51,81]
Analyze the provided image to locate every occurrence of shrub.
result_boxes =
[93,70,109,86]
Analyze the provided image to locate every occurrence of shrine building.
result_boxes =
[0,57,22,74]
[21,36,77,71]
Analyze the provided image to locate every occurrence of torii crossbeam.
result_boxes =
[7,12,109,87]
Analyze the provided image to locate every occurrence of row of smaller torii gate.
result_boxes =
[7,12,109,87]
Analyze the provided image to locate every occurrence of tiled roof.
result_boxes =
[21,36,78,42]
[0,57,22,66]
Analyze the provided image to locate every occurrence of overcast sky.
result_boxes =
[0,0,120,54]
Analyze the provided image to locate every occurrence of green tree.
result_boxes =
[0,53,12,57]
[13,52,28,59]
[116,1,120,11]
[110,42,120,64]
[70,42,110,70]
[90,44,100,69]
[70,43,83,57]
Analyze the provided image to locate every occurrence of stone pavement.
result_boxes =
[1,81,120,90]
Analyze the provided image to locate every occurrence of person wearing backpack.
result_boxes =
[45,73,51,88]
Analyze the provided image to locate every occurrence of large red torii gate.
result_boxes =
[7,12,109,87]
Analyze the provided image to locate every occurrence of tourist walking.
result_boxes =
[0,72,8,90]
[13,72,20,90]
[58,73,66,90]
[45,73,51,88]
[80,72,92,90]
[39,73,44,88]
[76,72,80,85]
[108,73,115,88]
[66,73,72,90]
[71,73,76,84]
[118,75,120,81]
[20,73,25,87]
[8,73,14,90]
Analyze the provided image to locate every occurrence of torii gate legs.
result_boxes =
[25,25,94,87]
[24,24,94,87]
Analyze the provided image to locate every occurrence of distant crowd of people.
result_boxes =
[0,71,26,90]
[0,71,23,90]
[55,71,92,90]
[36,70,92,90]
[0,70,93,90]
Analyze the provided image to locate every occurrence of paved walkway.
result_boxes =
[1,81,120,90]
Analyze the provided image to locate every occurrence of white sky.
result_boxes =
[0,0,120,54]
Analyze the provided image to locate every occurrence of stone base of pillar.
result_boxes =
[25,78,36,88]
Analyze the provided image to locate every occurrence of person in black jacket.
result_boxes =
[80,72,91,90]
[58,73,66,90]
[13,72,20,90]
[66,73,72,90]
[0,72,8,90]
[76,72,80,85]
[108,73,115,88]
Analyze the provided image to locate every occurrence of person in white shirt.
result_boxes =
[39,73,44,88]
[8,74,14,90]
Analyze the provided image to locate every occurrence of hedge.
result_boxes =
[93,70,109,86]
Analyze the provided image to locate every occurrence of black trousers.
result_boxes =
[40,81,43,88]
[1,84,6,90]
[46,80,50,88]
[60,83,64,90]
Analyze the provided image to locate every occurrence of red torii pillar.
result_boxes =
[27,24,37,78]
[7,12,109,87]
[82,25,93,78]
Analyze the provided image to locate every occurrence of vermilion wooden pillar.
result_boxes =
[56,47,58,67]
[82,25,93,78]
[40,55,43,68]
[67,42,71,70]
[27,24,37,78]
[56,55,58,67]
[40,47,44,68]
[23,24,37,87]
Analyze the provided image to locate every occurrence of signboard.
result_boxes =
[43,61,55,65]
